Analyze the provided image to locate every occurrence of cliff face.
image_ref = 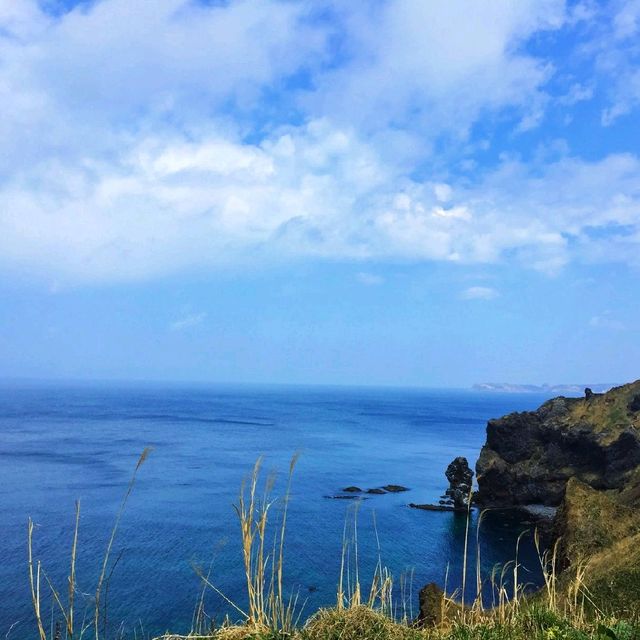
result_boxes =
[475,380,640,508]
[475,380,640,615]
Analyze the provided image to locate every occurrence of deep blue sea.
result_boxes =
[0,383,555,638]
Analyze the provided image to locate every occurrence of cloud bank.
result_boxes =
[461,287,500,301]
[1,0,639,284]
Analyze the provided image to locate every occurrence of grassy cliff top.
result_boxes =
[547,379,640,438]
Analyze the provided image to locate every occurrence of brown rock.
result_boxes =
[417,583,444,627]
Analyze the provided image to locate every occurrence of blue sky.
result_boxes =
[0,0,639,387]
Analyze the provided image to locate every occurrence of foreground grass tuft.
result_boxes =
[302,606,422,640]
[157,607,640,640]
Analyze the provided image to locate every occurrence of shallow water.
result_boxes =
[0,383,553,637]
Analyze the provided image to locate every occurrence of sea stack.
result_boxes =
[444,456,473,509]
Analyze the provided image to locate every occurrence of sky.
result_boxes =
[0,0,639,388]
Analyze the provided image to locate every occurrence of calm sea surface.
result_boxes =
[0,383,554,638]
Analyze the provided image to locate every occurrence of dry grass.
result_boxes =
[565,380,640,438]
[231,454,302,633]
[558,478,640,564]
[188,454,303,638]
[27,448,152,640]
[27,454,640,640]
[336,505,395,619]
[304,605,423,640]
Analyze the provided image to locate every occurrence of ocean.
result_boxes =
[0,383,554,638]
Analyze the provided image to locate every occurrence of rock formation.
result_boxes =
[416,583,444,627]
[335,484,409,497]
[475,380,640,508]
[409,456,473,512]
[473,380,640,614]
[444,456,473,508]
[381,484,409,492]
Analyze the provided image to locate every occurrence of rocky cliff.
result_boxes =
[475,380,640,508]
[472,380,640,615]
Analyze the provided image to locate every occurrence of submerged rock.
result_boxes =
[381,484,409,492]
[409,502,466,512]
[337,484,408,495]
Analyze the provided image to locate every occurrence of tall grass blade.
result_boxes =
[94,447,152,640]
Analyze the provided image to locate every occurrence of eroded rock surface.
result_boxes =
[445,456,473,508]
[476,380,640,508]
[416,583,444,627]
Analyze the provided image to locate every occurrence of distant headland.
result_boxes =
[472,382,617,394]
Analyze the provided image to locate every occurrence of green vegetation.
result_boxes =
[558,478,640,560]
[565,381,640,438]
[26,453,640,640]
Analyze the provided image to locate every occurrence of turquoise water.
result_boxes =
[0,383,552,637]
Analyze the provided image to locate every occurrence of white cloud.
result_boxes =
[588,0,640,125]
[310,0,565,141]
[2,118,640,283]
[461,286,500,300]
[433,183,453,203]
[558,82,595,106]
[589,312,626,331]
[613,0,640,39]
[356,272,384,286]
[170,312,207,332]
[0,0,328,177]
[1,0,640,286]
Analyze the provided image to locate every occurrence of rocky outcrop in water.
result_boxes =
[409,502,464,512]
[409,456,473,512]
[444,456,473,508]
[475,381,640,508]
[382,484,409,492]
[412,380,640,617]
[328,484,410,500]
